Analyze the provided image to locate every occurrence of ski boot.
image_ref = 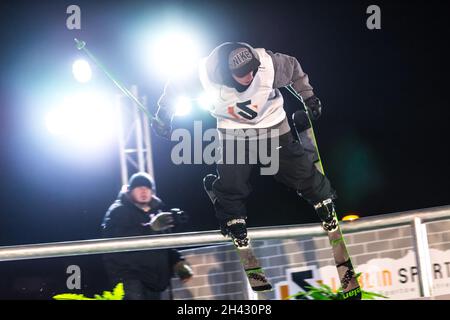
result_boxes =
[203,174,250,248]
[221,218,250,249]
[314,198,339,232]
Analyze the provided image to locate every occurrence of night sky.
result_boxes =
[0,0,449,299]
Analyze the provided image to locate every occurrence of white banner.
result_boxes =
[276,249,450,300]
[429,248,450,296]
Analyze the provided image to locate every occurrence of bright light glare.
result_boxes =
[151,31,200,77]
[72,59,92,83]
[174,97,192,117]
[197,92,216,111]
[45,93,116,148]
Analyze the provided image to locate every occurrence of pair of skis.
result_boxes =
[204,85,361,299]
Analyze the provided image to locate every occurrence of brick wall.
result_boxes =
[426,220,450,251]
[170,219,450,300]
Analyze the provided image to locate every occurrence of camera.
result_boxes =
[170,208,189,225]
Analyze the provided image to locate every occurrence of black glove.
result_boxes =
[292,109,311,133]
[147,212,175,231]
[304,95,322,120]
[151,109,172,139]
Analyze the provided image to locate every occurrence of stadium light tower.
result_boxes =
[71,31,204,188]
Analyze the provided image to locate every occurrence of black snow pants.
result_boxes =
[212,130,335,222]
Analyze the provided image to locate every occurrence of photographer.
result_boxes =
[101,172,193,300]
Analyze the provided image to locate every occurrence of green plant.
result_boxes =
[52,283,124,300]
[285,274,388,300]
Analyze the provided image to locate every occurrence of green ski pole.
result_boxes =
[285,84,325,173]
[285,84,362,299]
[74,38,163,125]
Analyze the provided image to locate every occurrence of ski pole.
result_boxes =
[286,85,361,299]
[74,38,163,125]
[285,84,325,174]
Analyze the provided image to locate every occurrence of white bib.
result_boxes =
[199,48,286,129]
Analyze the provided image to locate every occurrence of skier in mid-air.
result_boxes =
[153,42,337,245]
[153,42,362,298]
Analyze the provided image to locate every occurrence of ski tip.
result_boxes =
[74,38,86,50]
[342,286,362,300]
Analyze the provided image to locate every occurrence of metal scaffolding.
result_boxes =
[116,85,155,186]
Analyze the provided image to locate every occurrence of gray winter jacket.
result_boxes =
[157,42,315,120]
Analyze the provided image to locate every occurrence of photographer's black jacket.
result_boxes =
[101,192,184,291]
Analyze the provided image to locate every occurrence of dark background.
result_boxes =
[0,0,448,299]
